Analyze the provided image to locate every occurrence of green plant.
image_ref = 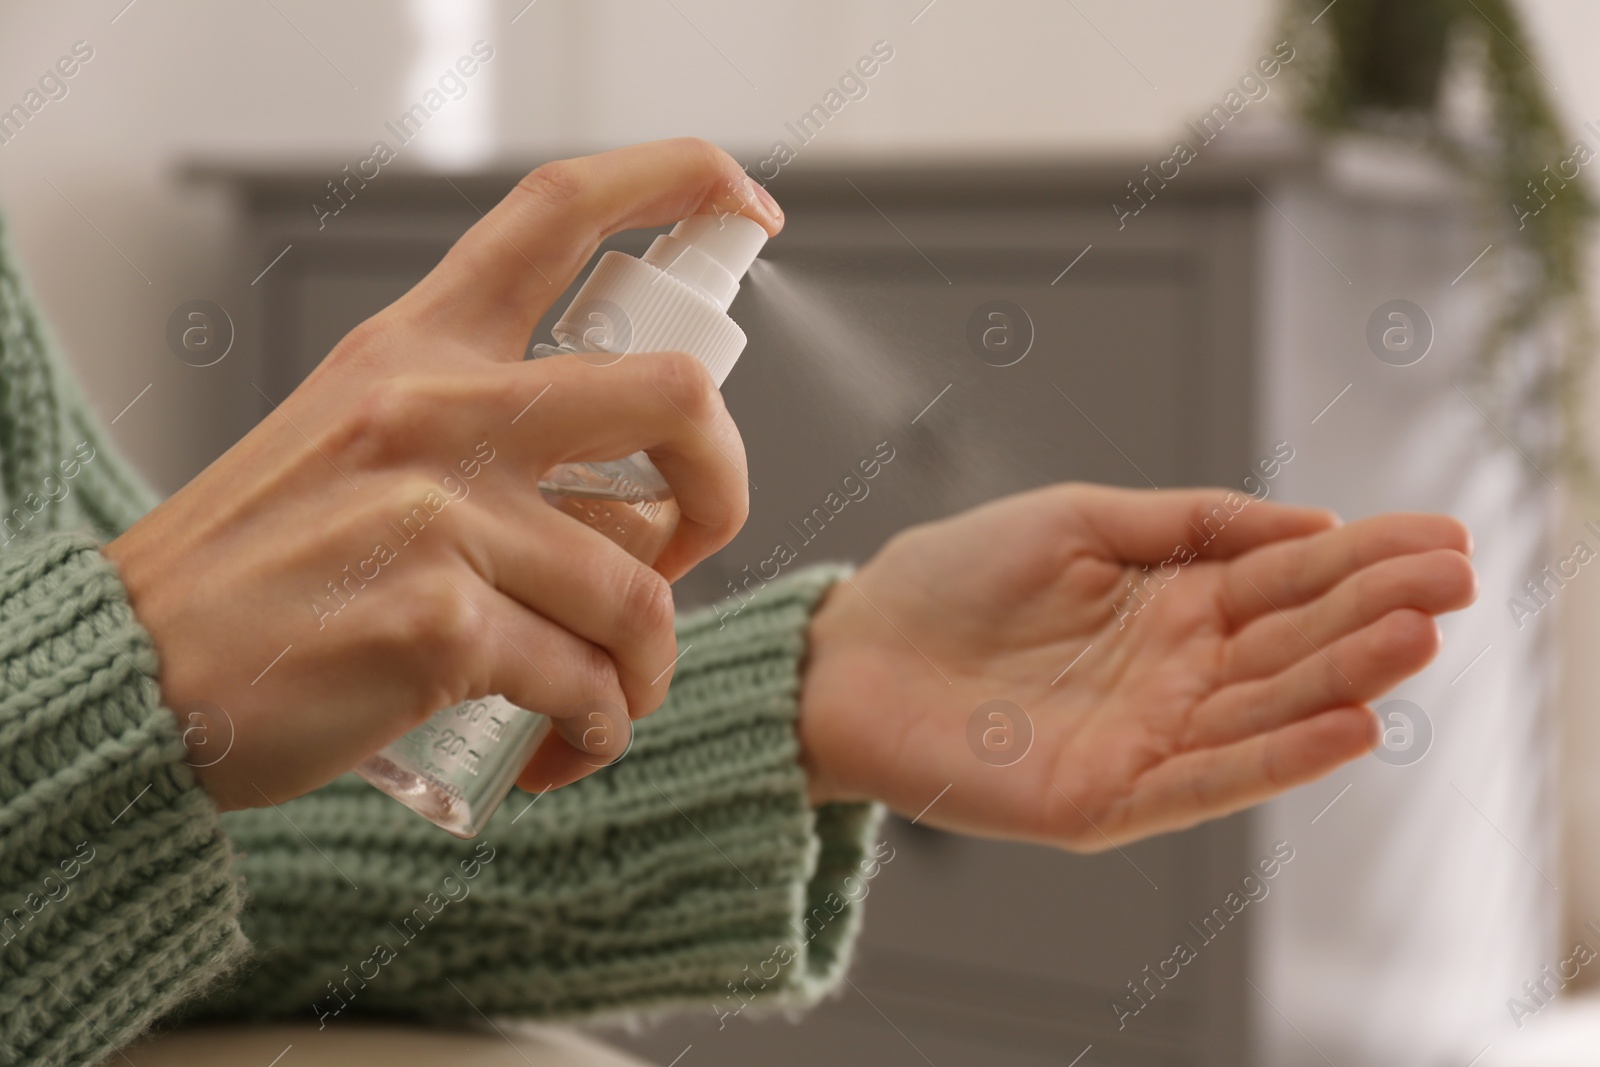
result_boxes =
[1287,0,1596,487]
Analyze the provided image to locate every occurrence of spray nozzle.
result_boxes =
[642,214,768,313]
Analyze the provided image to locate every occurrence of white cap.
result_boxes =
[642,215,768,312]
[552,214,767,387]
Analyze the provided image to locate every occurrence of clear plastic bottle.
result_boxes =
[356,214,768,837]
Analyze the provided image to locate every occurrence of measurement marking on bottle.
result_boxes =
[416,766,465,802]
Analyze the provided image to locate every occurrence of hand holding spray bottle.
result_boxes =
[357,213,769,836]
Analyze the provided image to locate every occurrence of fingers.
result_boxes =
[457,585,636,758]
[1066,485,1341,564]
[1184,608,1440,750]
[1218,513,1473,630]
[411,138,784,351]
[479,499,680,719]
[370,574,633,775]
[1105,707,1375,844]
[329,357,748,580]
[449,577,637,797]
[515,721,628,794]
[507,354,749,580]
[444,579,630,739]
[1220,548,1477,685]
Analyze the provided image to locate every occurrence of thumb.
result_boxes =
[407,137,783,353]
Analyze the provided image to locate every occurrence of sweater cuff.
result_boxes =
[197,565,884,1027]
[0,532,247,1065]
[506,562,889,1018]
[485,563,888,1019]
[655,565,888,1014]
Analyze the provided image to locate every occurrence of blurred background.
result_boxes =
[7,1,1600,1064]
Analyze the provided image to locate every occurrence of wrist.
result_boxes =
[798,576,872,808]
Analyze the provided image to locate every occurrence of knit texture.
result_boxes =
[0,533,248,1065]
[0,209,882,1062]
[187,567,883,1026]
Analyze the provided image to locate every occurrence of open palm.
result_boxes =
[797,484,1476,850]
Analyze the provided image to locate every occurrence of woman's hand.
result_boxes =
[105,139,783,811]
[797,484,1477,848]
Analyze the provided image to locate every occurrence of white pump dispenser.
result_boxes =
[552,214,766,384]
[357,214,768,837]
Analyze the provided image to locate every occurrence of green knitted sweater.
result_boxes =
[0,219,883,1065]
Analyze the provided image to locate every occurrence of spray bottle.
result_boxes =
[356,213,769,837]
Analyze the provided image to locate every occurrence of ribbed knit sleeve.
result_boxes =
[188,566,885,1028]
[0,532,248,1066]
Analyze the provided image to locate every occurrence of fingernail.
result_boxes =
[744,175,783,226]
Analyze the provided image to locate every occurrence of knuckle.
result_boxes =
[336,377,445,466]
[675,136,731,178]
[673,135,721,160]
[409,588,488,664]
[714,476,751,545]
[649,350,720,420]
[516,159,587,212]
[1050,483,1092,524]
[379,476,453,537]
[1044,486,1087,535]
[339,378,420,452]
[330,313,396,365]
[616,563,675,643]
[1387,607,1437,656]
[572,640,621,703]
